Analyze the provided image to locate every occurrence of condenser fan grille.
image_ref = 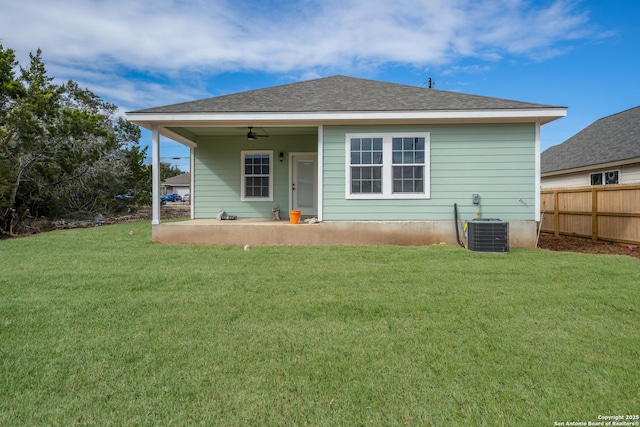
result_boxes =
[467,219,509,253]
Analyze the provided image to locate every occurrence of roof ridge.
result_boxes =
[595,104,640,122]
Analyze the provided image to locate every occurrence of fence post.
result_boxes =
[553,190,560,236]
[592,187,598,242]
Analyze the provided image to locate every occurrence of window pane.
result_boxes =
[605,171,618,184]
[373,149,382,164]
[351,166,382,194]
[362,152,371,164]
[351,152,360,165]
[260,177,269,197]
[590,173,603,185]
[352,137,382,166]
[372,167,381,180]
[392,136,425,166]
[393,166,424,193]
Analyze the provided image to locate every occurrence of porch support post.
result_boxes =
[534,122,541,222]
[317,125,324,222]
[152,127,161,225]
[189,146,195,220]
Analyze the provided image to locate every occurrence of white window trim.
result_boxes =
[345,132,430,200]
[241,150,273,201]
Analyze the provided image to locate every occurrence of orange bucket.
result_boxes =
[289,210,301,224]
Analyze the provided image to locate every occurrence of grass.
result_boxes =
[1,222,639,426]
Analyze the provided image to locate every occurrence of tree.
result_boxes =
[160,162,184,181]
[0,44,149,235]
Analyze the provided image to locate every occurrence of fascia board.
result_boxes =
[541,157,640,177]
[127,108,567,127]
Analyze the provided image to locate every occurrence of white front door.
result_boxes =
[292,154,317,216]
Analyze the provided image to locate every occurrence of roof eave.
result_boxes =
[541,156,640,177]
[126,108,567,130]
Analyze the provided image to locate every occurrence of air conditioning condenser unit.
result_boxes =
[467,219,509,253]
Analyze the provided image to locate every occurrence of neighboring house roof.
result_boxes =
[542,106,640,174]
[130,75,560,114]
[161,173,190,186]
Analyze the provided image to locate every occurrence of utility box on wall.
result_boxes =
[467,219,509,253]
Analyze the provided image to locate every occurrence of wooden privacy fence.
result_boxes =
[540,184,640,244]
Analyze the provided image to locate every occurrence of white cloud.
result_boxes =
[0,0,599,109]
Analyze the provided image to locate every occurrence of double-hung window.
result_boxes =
[241,150,273,201]
[346,133,430,199]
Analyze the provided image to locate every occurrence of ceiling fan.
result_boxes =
[246,126,269,140]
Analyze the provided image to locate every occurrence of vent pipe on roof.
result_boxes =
[421,77,435,88]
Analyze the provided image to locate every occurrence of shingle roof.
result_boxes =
[129,75,560,114]
[541,106,640,173]
[161,173,190,186]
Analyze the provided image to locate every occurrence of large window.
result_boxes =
[241,151,273,201]
[346,133,430,199]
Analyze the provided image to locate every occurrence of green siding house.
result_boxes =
[126,76,566,247]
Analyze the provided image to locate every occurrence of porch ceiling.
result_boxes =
[168,125,318,137]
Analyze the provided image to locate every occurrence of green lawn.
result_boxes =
[1,222,638,426]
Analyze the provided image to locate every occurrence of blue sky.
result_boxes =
[2,0,639,172]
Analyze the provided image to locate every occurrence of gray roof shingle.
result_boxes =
[129,75,560,114]
[541,106,640,173]
[161,173,190,186]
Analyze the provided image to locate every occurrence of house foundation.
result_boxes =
[152,219,537,248]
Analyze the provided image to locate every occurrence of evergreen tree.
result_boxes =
[0,44,149,235]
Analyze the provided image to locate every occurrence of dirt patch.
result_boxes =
[537,232,639,259]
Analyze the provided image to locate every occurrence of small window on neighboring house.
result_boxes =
[590,170,619,186]
[241,151,273,201]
